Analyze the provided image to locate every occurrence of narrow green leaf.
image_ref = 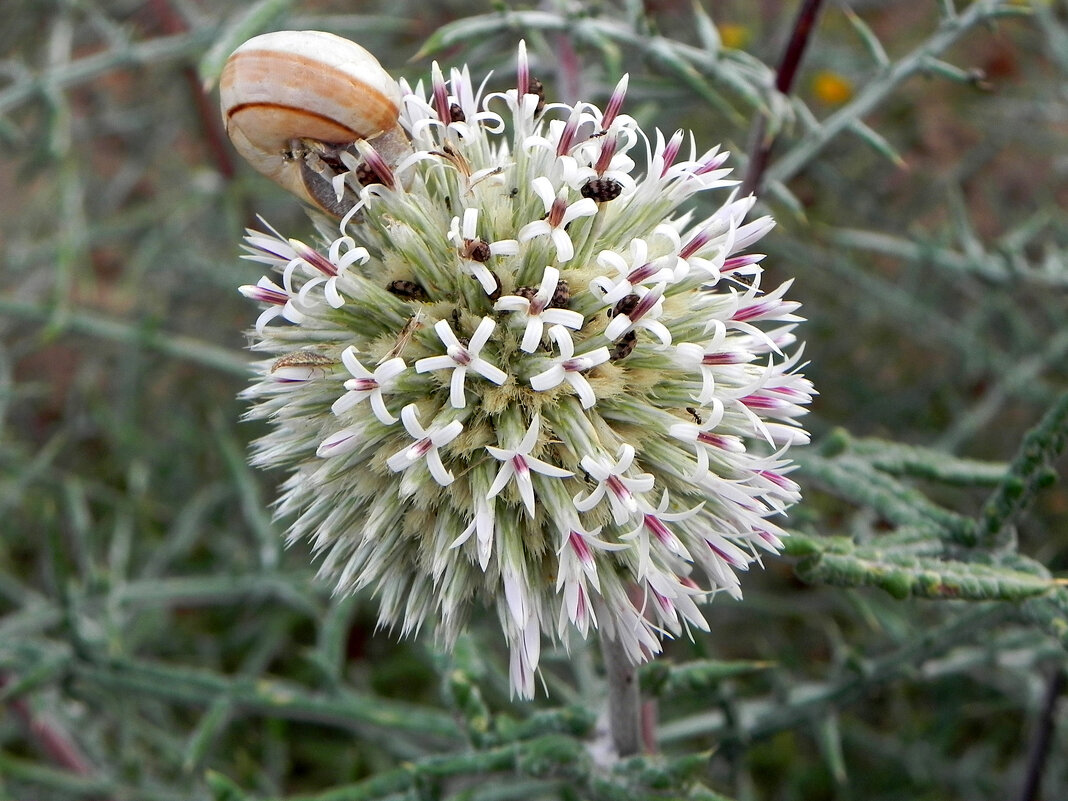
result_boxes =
[845,118,905,167]
[1022,587,1068,649]
[313,594,359,685]
[0,298,251,377]
[412,14,520,61]
[796,453,978,543]
[795,98,821,133]
[183,698,234,775]
[921,56,988,87]
[815,714,847,785]
[978,391,1068,547]
[781,531,850,557]
[646,37,740,122]
[214,412,281,570]
[997,208,1053,254]
[495,706,596,742]
[576,29,624,80]
[691,0,721,57]
[0,652,70,702]
[846,438,1008,486]
[936,0,958,20]
[207,770,251,801]
[71,653,459,740]
[763,177,806,221]
[641,658,773,696]
[842,6,889,68]
[944,186,985,262]
[445,667,494,747]
[198,0,296,89]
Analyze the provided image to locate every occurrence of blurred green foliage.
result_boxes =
[1,1,1067,799]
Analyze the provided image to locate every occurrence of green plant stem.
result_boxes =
[976,390,1068,548]
[768,0,1029,185]
[658,604,1011,745]
[67,654,460,741]
[0,752,190,801]
[795,452,978,543]
[0,28,217,116]
[940,335,1068,453]
[1,675,95,779]
[825,227,1068,288]
[413,9,775,112]
[259,733,707,801]
[599,628,642,757]
[844,436,1008,485]
[0,297,250,376]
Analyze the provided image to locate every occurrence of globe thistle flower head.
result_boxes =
[238,41,813,698]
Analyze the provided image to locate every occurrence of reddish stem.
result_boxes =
[1,673,104,793]
[740,0,826,198]
[150,0,235,180]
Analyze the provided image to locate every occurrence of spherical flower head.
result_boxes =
[238,41,814,699]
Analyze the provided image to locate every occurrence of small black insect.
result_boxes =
[529,77,546,116]
[609,331,638,361]
[387,280,428,302]
[581,177,623,203]
[485,271,503,303]
[461,239,492,263]
[449,102,466,123]
[512,279,570,308]
[482,273,501,303]
[514,284,539,302]
[686,407,703,424]
[549,279,570,309]
[354,161,382,186]
[609,293,640,319]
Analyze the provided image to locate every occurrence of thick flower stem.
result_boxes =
[599,628,642,757]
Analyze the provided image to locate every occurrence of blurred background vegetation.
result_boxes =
[1,1,1067,799]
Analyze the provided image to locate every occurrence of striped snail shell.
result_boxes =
[220,30,404,216]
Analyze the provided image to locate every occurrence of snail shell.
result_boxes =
[220,30,403,215]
